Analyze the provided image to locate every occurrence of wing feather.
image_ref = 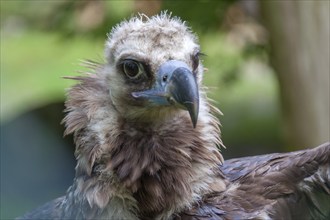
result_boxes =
[177,142,330,219]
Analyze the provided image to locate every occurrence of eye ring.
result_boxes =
[122,59,144,79]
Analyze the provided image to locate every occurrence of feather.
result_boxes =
[177,143,330,220]
[18,13,330,220]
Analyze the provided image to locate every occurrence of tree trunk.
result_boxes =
[260,1,329,148]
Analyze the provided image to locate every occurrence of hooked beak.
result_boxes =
[132,60,199,128]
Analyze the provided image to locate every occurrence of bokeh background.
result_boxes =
[1,0,329,219]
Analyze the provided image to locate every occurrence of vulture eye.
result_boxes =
[122,59,144,79]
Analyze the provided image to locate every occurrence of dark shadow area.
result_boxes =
[1,102,75,219]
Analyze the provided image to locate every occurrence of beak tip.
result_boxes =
[192,120,197,128]
[187,102,199,129]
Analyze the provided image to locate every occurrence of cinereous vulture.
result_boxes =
[19,13,330,220]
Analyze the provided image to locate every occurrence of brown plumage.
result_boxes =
[19,13,330,220]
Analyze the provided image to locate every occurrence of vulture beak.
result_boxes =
[132,60,199,128]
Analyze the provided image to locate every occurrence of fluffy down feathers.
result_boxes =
[19,13,330,220]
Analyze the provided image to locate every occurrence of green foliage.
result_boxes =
[162,0,233,32]
[200,32,283,153]
[1,31,104,122]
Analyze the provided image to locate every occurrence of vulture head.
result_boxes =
[105,14,202,127]
[19,13,330,220]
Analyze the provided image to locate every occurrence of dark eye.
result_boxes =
[122,59,144,79]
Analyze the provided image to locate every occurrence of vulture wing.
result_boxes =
[177,142,330,220]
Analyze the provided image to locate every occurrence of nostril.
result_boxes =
[162,74,168,82]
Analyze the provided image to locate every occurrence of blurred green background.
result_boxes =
[1,0,329,219]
